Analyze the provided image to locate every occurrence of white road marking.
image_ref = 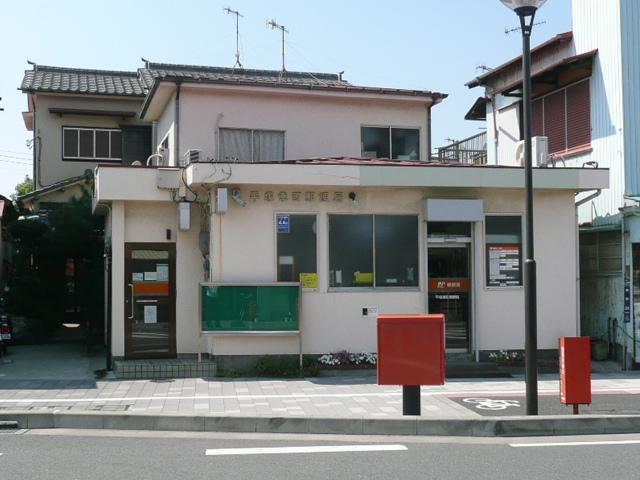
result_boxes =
[510,440,640,448]
[205,444,408,456]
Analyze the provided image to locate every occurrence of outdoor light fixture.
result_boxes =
[500,0,546,416]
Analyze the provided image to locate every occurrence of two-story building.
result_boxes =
[462,0,638,367]
[90,61,607,370]
[20,59,607,371]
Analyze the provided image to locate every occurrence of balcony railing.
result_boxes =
[437,131,487,165]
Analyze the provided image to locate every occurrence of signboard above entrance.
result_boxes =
[425,199,484,222]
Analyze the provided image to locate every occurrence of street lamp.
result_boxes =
[500,0,547,416]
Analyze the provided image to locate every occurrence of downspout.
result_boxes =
[102,203,112,371]
[174,81,182,166]
[490,93,499,164]
[575,189,602,336]
[426,104,432,161]
[32,99,37,190]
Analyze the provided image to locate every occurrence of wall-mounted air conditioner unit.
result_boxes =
[515,136,549,167]
[183,149,201,166]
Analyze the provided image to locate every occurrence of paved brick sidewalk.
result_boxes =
[1,374,640,419]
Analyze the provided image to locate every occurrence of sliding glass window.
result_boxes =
[329,214,419,288]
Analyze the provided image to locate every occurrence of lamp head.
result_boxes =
[500,0,547,16]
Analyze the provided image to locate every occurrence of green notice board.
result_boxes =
[201,284,300,332]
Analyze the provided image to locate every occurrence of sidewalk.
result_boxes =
[1,345,640,436]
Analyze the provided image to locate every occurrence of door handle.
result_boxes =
[128,283,134,319]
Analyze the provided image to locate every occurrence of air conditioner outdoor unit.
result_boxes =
[183,149,201,166]
[514,136,549,167]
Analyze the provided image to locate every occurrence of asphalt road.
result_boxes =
[2,429,640,480]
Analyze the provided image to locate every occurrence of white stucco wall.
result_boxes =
[107,183,579,358]
[161,87,429,163]
[110,201,204,356]
[33,95,145,187]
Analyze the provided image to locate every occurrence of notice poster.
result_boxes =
[144,305,158,324]
[299,272,318,289]
[487,245,521,287]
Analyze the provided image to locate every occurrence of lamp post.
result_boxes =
[500,0,546,416]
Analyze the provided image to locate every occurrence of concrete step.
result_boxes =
[113,358,217,379]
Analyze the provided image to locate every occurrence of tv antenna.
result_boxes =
[505,20,546,35]
[476,65,492,72]
[224,7,244,68]
[266,19,288,72]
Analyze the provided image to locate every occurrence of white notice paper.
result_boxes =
[157,264,169,282]
[144,305,158,324]
[144,272,157,281]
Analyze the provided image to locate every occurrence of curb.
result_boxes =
[1,411,640,437]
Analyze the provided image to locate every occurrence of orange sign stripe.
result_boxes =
[134,282,169,295]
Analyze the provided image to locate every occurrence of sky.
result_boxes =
[0,0,572,198]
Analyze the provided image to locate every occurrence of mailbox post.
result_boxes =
[377,314,445,416]
[559,336,591,414]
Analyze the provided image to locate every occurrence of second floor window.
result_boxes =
[63,127,122,161]
[361,126,420,160]
[532,79,591,155]
[219,128,285,162]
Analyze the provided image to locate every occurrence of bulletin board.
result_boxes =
[200,283,300,332]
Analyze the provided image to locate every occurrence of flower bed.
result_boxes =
[317,351,377,368]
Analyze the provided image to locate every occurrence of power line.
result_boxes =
[0,153,32,163]
[0,149,32,157]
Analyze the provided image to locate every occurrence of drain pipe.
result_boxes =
[575,189,602,335]
[426,105,432,161]
[174,81,182,166]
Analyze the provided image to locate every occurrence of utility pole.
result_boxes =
[266,19,288,72]
[224,7,244,68]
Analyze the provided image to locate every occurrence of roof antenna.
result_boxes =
[224,7,244,68]
[266,19,288,73]
[505,20,546,35]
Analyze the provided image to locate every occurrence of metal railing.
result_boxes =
[436,131,487,165]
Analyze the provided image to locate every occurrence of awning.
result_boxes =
[498,50,597,98]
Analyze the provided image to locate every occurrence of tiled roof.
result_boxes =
[141,62,350,88]
[139,62,446,100]
[20,65,147,97]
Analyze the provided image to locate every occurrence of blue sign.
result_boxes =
[624,282,631,323]
[276,214,290,233]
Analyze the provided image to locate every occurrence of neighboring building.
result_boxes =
[19,64,152,211]
[460,0,639,367]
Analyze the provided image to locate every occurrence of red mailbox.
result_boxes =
[377,314,445,386]
[559,336,591,411]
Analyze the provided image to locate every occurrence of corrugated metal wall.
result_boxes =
[621,0,640,196]
[572,0,626,224]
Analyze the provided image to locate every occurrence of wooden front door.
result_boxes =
[124,243,176,358]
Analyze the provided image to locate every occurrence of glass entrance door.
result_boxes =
[428,244,471,351]
[124,244,176,358]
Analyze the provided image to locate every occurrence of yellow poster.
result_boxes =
[299,273,318,289]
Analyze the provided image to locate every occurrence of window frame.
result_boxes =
[483,213,524,290]
[218,127,286,162]
[62,126,123,162]
[274,212,319,290]
[360,124,422,161]
[328,213,421,291]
